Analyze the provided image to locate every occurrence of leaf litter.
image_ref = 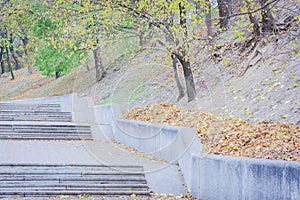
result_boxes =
[123,103,300,162]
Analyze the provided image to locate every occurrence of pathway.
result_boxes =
[0,100,186,199]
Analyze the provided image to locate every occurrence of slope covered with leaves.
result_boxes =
[123,103,300,162]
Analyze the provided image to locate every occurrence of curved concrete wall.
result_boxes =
[8,96,297,199]
[94,104,203,193]
[93,103,300,199]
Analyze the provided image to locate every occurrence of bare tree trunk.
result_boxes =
[21,36,32,74]
[246,0,276,36]
[164,6,185,101]
[9,35,20,70]
[175,52,196,102]
[6,47,14,80]
[171,54,185,101]
[249,13,261,36]
[246,0,261,36]
[205,0,213,40]
[217,0,232,30]
[178,2,196,102]
[0,47,4,74]
[259,0,276,35]
[55,71,60,79]
[93,46,106,82]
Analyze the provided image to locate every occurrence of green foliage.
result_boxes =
[31,17,57,37]
[33,44,81,77]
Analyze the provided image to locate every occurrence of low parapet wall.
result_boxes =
[94,104,203,193]
[5,96,298,198]
[192,154,300,200]
[94,103,300,199]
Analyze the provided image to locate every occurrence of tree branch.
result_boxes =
[206,0,280,22]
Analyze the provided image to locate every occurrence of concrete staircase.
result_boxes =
[0,123,92,140]
[0,103,61,112]
[0,103,93,140]
[0,103,91,140]
[0,103,72,122]
[0,164,149,197]
[0,100,150,197]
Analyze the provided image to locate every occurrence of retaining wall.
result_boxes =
[94,103,300,199]
[193,154,300,200]
[4,96,298,199]
[94,104,203,193]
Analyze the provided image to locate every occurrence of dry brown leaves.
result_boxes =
[122,103,300,162]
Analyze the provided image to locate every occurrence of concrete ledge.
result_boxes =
[94,103,300,199]
[113,119,203,193]
[114,119,179,153]
[94,103,203,193]
[192,154,300,200]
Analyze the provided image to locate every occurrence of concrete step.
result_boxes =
[0,110,72,122]
[0,183,147,188]
[0,164,149,197]
[0,124,92,140]
[0,124,91,130]
[0,164,144,172]
[0,190,150,197]
[0,103,61,112]
[1,129,90,133]
[0,135,92,140]
[0,117,72,122]
[0,110,70,115]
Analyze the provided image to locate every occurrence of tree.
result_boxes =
[0,46,4,74]
[26,0,200,101]
[5,46,14,80]
[27,1,82,78]
[33,43,81,78]
[177,2,196,101]
[19,30,32,74]
[0,0,34,75]
[110,1,198,101]
[93,44,106,82]
[217,0,232,30]
[259,0,277,35]
[7,0,228,101]
[244,0,278,37]
[172,55,185,101]
[8,34,20,70]
[163,6,185,101]
[205,0,213,39]
[27,0,107,81]
[0,28,16,80]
